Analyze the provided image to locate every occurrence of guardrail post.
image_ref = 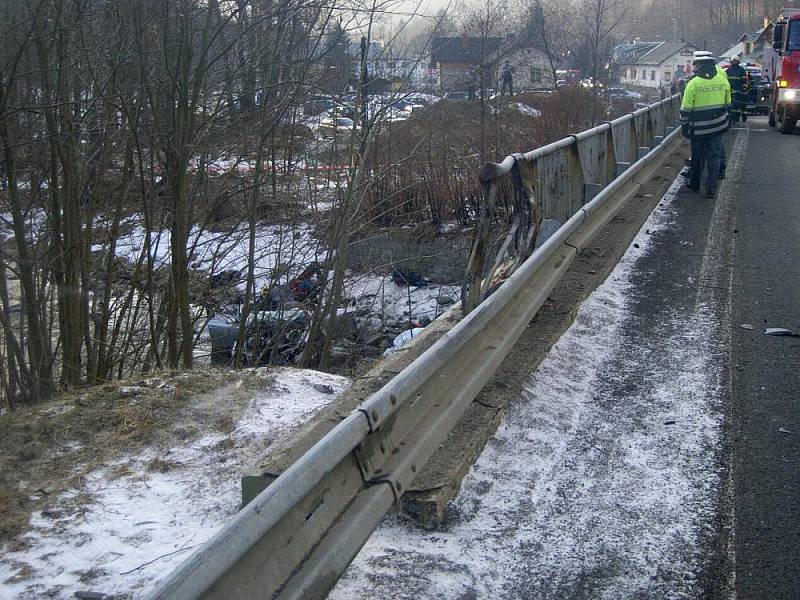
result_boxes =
[615,162,631,176]
[567,143,585,214]
[463,177,498,314]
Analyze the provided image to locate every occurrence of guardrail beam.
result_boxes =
[146,95,685,600]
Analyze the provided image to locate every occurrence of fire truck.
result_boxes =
[766,8,800,133]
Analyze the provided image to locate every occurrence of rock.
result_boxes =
[313,383,334,395]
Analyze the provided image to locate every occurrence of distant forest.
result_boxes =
[634,0,797,49]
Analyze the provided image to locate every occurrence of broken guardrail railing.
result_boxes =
[145,94,682,600]
[462,94,681,312]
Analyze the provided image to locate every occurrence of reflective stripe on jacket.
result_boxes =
[680,69,731,137]
[725,64,748,92]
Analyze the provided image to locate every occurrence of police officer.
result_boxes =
[682,51,731,181]
[726,56,749,122]
[680,54,731,197]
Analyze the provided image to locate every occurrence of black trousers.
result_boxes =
[689,134,723,193]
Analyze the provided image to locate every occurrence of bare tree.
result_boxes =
[526,0,575,87]
[576,0,631,123]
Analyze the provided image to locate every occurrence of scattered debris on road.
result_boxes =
[765,327,800,337]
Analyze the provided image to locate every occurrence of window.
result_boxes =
[530,66,542,82]
[651,70,656,80]
[641,69,647,80]
[789,21,800,51]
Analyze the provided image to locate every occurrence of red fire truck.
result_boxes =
[766,8,800,133]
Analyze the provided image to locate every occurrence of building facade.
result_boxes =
[617,41,699,89]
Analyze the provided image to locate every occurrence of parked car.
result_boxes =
[601,87,642,100]
[303,96,337,117]
[404,92,439,106]
[443,91,471,101]
[318,116,355,138]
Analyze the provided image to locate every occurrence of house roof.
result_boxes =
[636,42,697,65]
[613,42,662,64]
[720,41,746,59]
[431,37,504,63]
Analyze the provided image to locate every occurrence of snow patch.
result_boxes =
[0,368,349,599]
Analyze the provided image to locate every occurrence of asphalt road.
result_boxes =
[728,117,800,599]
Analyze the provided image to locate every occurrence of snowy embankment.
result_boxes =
[0,368,349,600]
[332,177,726,597]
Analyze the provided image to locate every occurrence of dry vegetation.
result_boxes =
[361,88,634,228]
[0,368,262,548]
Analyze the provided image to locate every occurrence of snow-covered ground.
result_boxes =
[344,272,460,326]
[510,102,543,118]
[331,177,726,597]
[94,219,323,294]
[0,369,349,600]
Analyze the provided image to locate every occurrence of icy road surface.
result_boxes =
[331,174,729,598]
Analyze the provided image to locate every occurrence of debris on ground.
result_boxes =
[383,327,427,356]
[391,267,430,287]
[764,327,800,337]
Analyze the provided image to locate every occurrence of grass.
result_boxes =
[0,367,254,547]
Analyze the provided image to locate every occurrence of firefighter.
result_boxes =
[726,56,749,122]
[680,54,731,197]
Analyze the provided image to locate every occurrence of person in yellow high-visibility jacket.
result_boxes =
[680,54,731,197]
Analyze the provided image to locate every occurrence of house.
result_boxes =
[430,36,553,92]
[500,44,556,89]
[720,22,774,67]
[616,41,699,89]
[346,40,428,92]
[430,36,503,92]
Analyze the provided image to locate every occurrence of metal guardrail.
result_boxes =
[463,94,682,312]
[146,95,683,600]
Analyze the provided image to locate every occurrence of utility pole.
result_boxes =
[360,36,369,135]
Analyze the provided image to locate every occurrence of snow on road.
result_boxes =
[0,369,349,600]
[331,177,726,598]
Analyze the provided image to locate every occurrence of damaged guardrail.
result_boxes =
[463,94,681,311]
[145,95,683,600]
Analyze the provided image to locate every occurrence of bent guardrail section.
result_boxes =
[146,95,683,600]
[463,95,681,312]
